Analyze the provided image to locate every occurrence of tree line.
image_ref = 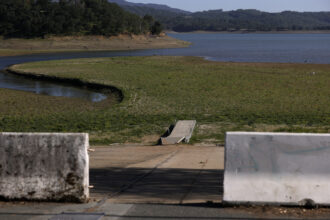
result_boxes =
[0,0,163,38]
[169,10,330,32]
[117,2,330,32]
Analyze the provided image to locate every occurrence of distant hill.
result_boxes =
[170,9,330,32]
[108,0,190,14]
[108,0,190,30]
[109,0,330,32]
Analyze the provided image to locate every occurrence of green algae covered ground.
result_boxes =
[2,56,329,145]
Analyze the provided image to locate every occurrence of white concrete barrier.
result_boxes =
[224,132,330,206]
[0,133,89,202]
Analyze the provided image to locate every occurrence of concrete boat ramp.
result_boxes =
[2,132,330,219]
[2,145,330,219]
[161,120,196,145]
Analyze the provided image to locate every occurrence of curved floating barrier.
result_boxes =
[224,132,330,206]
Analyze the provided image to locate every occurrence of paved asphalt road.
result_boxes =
[1,202,330,220]
[1,145,330,219]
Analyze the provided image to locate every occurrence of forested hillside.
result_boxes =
[171,10,330,32]
[110,0,330,32]
[108,0,189,29]
[109,0,189,14]
[0,0,162,38]
[1,0,329,38]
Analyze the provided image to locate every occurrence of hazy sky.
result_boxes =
[129,0,330,12]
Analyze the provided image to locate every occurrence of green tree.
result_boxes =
[0,0,160,38]
[151,21,162,35]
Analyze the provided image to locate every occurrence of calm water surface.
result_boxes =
[1,33,329,102]
[0,72,107,102]
[167,33,330,63]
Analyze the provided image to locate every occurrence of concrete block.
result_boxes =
[161,120,196,145]
[0,133,89,202]
[224,132,330,206]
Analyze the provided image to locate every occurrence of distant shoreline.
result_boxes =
[0,34,190,57]
[167,30,330,34]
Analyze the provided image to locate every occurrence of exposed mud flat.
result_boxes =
[0,34,190,56]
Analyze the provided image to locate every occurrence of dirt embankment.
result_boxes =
[0,34,190,56]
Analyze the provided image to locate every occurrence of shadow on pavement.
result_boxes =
[90,167,224,203]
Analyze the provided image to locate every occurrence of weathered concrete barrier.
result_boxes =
[0,133,89,202]
[224,132,330,206]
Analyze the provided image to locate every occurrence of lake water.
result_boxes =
[0,72,107,102]
[1,33,330,102]
[167,33,330,64]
